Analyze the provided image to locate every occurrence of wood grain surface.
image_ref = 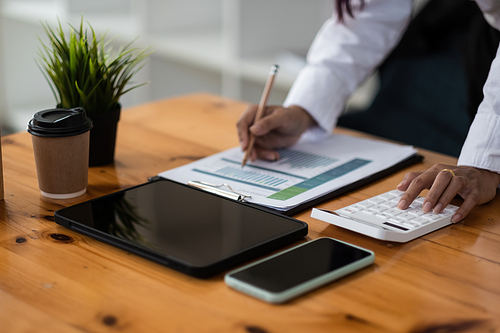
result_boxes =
[1,94,499,332]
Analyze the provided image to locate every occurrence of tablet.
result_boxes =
[54,179,308,278]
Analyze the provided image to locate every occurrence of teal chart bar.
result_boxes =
[268,158,371,200]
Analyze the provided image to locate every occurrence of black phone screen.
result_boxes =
[228,238,372,293]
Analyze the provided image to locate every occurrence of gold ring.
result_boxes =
[442,168,455,177]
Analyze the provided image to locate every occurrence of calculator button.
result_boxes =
[415,196,425,201]
[379,193,397,200]
[376,213,391,220]
[408,209,425,217]
[358,201,374,209]
[350,211,386,224]
[370,205,387,213]
[388,190,404,195]
[408,201,423,210]
[390,198,401,205]
[381,202,397,209]
[440,211,453,217]
[388,217,406,225]
[368,197,385,204]
[443,206,458,213]
[338,207,357,215]
[404,221,420,228]
[385,209,402,216]
[412,217,431,225]
[398,213,415,220]
[421,213,442,221]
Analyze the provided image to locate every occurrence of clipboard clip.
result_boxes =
[188,181,251,202]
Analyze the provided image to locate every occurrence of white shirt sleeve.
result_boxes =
[457,43,500,173]
[283,0,413,137]
[457,0,500,174]
[475,0,500,30]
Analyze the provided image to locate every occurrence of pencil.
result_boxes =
[241,64,279,167]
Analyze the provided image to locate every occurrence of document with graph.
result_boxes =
[158,134,419,214]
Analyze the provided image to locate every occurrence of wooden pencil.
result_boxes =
[241,64,279,167]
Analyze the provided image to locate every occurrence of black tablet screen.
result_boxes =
[55,180,307,276]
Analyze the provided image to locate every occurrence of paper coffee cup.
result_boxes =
[28,108,93,199]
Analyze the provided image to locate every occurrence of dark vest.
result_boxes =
[338,0,500,157]
[390,0,500,119]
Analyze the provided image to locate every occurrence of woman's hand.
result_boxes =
[396,163,500,223]
[236,104,317,162]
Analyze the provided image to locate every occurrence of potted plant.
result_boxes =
[37,17,152,166]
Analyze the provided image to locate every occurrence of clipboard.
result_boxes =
[54,178,308,278]
[165,153,423,216]
[159,134,423,216]
[187,180,252,202]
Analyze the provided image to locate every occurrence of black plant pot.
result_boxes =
[88,105,121,166]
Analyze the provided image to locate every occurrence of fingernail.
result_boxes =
[433,203,443,214]
[397,200,407,210]
[423,202,432,213]
[452,214,461,223]
[397,180,405,188]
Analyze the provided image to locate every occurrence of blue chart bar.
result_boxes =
[191,166,287,191]
[276,149,338,169]
[295,158,371,190]
[268,158,371,200]
[221,158,307,179]
[216,166,288,186]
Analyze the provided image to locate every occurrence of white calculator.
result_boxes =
[311,190,459,243]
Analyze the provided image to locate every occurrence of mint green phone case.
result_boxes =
[225,237,375,304]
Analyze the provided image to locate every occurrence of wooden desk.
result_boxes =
[2,94,499,332]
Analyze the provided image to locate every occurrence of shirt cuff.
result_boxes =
[457,113,500,174]
[283,64,350,134]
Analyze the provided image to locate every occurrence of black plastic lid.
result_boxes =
[27,107,93,137]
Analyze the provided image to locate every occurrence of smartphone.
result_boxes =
[224,237,374,304]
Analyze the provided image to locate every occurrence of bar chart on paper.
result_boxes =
[201,165,290,189]
[275,149,339,169]
[158,134,419,211]
[191,148,371,201]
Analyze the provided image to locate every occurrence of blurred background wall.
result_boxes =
[0,0,383,135]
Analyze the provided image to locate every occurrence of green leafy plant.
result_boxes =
[37,17,152,115]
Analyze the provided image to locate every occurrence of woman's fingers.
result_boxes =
[396,164,500,223]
